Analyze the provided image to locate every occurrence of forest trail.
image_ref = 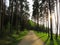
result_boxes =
[18,30,44,45]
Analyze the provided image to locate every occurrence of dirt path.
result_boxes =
[18,31,44,45]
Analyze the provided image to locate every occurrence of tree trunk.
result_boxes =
[56,0,59,39]
[49,0,53,40]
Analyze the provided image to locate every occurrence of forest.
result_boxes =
[0,0,60,45]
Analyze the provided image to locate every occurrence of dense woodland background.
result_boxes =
[0,0,60,45]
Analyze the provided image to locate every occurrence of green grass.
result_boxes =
[0,30,28,45]
[34,31,60,45]
[28,20,36,27]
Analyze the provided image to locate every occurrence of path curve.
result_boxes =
[18,31,44,45]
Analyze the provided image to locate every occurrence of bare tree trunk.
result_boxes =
[0,0,5,37]
[15,0,19,33]
[9,0,13,33]
[56,0,59,39]
[48,8,50,37]
[49,0,53,40]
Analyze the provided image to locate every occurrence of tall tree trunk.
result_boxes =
[56,0,59,39]
[9,0,13,33]
[49,0,53,40]
[15,0,19,33]
[47,10,49,37]
[0,0,5,37]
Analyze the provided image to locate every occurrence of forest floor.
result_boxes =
[18,30,44,45]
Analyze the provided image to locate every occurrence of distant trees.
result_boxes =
[32,0,58,40]
[32,0,60,40]
[19,0,29,30]
[32,0,40,30]
[0,0,60,40]
[0,0,7,37]
[8,0,29,31]
[0,0,29,38]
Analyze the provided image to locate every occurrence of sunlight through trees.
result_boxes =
[0,0,60,45]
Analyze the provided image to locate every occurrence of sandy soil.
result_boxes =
[18,31,44,45]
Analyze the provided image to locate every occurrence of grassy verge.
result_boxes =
[0,29,28,45]
[34,31,60,45]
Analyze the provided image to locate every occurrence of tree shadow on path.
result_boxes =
[55,39,60,45]
[49,40,54,45]
[44,36,54,45]
[44,37,49,45]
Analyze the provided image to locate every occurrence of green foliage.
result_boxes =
[34,31,48,41]
[34,31,60,45]
[12,30,28,40]
[26,20,37,30]
[26,20,48,32]
[28,20,36,27]
[0,30,28,45]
